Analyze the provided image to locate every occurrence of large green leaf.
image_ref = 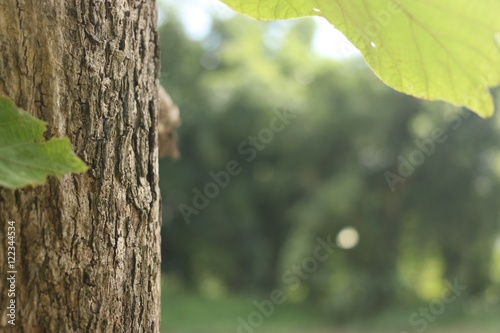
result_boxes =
[0,96,88,189]
[220,0,500,117]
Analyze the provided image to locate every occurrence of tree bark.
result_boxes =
[0,1,161,332]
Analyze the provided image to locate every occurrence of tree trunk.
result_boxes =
[0,1,161,332]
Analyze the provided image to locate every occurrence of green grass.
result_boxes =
[348,302,500,333]
[161,292,331,332]
[161,277,500,333]
[161,276,329,333]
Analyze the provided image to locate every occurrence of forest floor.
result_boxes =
[243,326,499,333]
[161,288,500,333]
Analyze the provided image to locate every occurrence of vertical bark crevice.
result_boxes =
[0,0,161,332]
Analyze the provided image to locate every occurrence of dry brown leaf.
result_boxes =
[158,85,181,159]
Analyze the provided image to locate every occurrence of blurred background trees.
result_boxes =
[158,2,500,331]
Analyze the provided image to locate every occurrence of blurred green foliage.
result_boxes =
[158,6,500,328]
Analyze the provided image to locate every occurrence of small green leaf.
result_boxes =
[220,0,500,117]
[0,96,88,189]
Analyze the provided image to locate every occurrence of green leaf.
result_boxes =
[0,96,88,189]
[220,0,500,117]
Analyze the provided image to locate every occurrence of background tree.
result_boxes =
[160,13,500,330]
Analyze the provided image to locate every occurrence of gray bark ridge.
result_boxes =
[0,1,161,332]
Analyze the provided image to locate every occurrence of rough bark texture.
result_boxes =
[0,1,161,332]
